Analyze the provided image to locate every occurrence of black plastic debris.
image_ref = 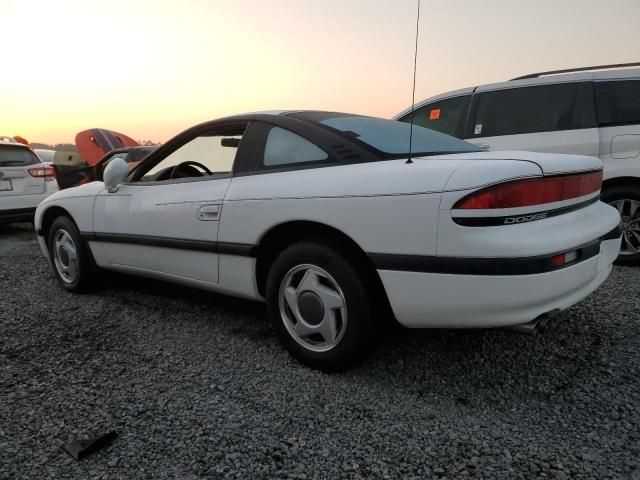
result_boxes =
[63,431,118,460]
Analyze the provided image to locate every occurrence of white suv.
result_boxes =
[395,63,640,263]
[0,139,58,225]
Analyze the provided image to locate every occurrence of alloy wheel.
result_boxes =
[611,199,640,255]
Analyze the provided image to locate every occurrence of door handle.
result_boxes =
[196,204,220,221]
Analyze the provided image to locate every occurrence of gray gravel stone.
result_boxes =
[1,222,639,479]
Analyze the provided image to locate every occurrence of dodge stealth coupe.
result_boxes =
[35,111,622,370]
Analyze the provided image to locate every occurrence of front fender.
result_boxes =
[35,182,104,235]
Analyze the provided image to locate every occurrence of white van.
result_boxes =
[395,63,640,263]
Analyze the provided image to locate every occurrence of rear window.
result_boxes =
[398,95,470,137]
[470,82,596,137]
[595,80,640,126]
[313,114,480,157]
[0,146,41,167]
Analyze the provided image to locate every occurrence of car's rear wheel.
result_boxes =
[48,216,95,292]
[266,241,376,371]
[601,185,640,265]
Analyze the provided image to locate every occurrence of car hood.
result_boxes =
[76,128,139,166]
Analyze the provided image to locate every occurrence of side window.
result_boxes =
[595,80,640,126]
[398,95,470,137]
[470,83,595,137]
[262,127,328,167]
[140,126,246,182]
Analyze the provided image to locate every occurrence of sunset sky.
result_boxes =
[1,0,638,145]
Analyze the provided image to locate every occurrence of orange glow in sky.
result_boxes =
[1,0,638,144]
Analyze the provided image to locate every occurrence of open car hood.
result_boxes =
[54,128,140,190]
[76,128,139,166]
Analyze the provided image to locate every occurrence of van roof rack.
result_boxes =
[510,62,640,81]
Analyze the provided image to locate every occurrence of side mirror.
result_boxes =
[103,157,129,193]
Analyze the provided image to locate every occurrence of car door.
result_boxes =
[92,123,248,285]
[464,82,600,156]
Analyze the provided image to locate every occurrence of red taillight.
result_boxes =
[454,171,603,209]
[28,165,56,181]
[550,250,579,268]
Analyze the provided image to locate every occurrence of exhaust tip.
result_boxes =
[504,310,559,335]
[536,315,551,334]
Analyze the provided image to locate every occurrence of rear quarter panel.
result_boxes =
[220,160,466,256]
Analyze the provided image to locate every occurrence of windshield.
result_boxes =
[303,113,481,157]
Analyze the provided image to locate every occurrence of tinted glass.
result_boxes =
[320,115,480,156]
[0,146,41,167]
[129,147,156,162]
[471,83,595,137]
[595,80,640,126]
[109,152,130,162]
[263,127,328,166]
[398,95,470,136]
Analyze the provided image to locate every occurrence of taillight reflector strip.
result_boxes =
[550,250,580,268]
[454,171,603,210]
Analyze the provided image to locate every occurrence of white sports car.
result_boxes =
[35,111,622,369]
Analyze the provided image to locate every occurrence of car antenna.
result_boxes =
[406,0,421,165]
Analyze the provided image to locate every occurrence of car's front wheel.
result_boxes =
[266,241,376,371]
[48,216,95,292]
[601,185,640,265]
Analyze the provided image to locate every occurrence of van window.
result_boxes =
[470,83,595,137]
[398,95,470,137]
[595,80,640,126]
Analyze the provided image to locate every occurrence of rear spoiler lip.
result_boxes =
[441,168,603,195]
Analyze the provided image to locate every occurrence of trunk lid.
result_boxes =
[432,150,602,176]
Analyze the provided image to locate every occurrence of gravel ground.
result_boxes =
[1,222,639,480]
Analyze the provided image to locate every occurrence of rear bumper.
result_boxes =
[0,207,36,224]
[0,184,57,225]
[378,233,621,328]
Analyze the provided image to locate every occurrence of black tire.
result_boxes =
[266,241,377,371]
[601,184,640,265]
[47,216,96,292]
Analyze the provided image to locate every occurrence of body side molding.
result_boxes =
[76,225,620,276]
